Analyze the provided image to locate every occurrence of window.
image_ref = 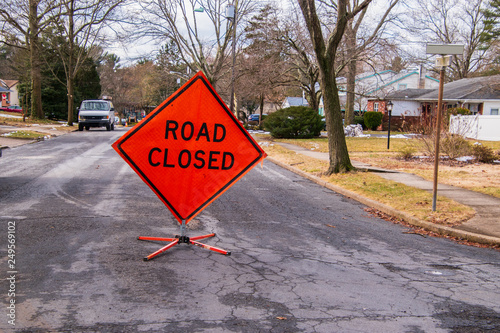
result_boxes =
[374,102,379,112]
[491,108,499,115]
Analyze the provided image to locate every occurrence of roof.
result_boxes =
[284,97,309,106]
[384,89,434,100]
[0,86,12,93]
[417,75,500,101]
[336,68,440,97]
[3,80,18,88]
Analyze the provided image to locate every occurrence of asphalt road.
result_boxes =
[1,128,499,332]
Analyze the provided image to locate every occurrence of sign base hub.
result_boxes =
[138,220,231,261]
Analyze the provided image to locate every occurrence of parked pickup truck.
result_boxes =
[78,99,115,131]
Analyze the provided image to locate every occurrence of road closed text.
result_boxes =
[147,120,234,170]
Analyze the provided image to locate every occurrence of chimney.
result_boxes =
[418,65,425,89]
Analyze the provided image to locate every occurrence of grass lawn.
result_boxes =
[257,131,500,226]
[261,134,500,200]
[1,130,47,140]
[0,116,75,133]
[261,143,475,226]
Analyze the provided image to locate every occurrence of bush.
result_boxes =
[363,111,383,130]
[441,134,472,159]
[263,106,324,139]
[354,116,365,129]
[398,145,416,160]
[472,143,496,163]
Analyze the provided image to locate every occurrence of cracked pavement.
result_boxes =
[0,128,499,332]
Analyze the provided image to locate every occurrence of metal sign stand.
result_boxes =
[138,220,231,261]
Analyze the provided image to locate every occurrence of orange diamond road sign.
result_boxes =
[112,71,267,224]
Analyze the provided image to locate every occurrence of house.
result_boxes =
[367,75,500,137]
[416,75,500,116]
[367,89,434,117]
[0,79,20,107]
[282,96,309,108]
[337,67,440,113]
[373,75,500,117]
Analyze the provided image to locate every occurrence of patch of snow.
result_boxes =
[344,124,370,137]
[248,130,270,135]
[455,156,474,162]
[0,114,22,119]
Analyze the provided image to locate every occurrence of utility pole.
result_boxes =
[226,3,237,116]
[426,44,464,212]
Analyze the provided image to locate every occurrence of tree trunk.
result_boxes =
[320,70,354,174]
[67,0,74,126]
[307,69,319,112]
[259,93,264,124]
[29,0,43,119]
[67,79,74,126]
[344,23,356,125]
[345,58,356,125]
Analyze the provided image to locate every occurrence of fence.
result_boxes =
[449,115,500,141]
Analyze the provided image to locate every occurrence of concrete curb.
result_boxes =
[266,156,500,246]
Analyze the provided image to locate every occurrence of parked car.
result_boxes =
[0,105,23,113]
[247,113,267,125]
[77,100,115,131]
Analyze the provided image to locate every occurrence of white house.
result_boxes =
[367,75,500,138]
[0,79,20,107]
[337,67,440,112]
[282,97,309,108]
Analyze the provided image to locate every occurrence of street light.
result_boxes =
[386,101,393,150]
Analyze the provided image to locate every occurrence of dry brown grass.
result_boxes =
[0,116,77,135]
[260,142,475,226]
[268,136,500,199]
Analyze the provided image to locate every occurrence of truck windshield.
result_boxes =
[81,102,109,111]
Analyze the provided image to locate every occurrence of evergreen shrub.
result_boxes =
[263,106,324,139]
[363,111,383,130]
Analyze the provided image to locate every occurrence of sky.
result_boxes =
[105,0,291,65]
[105,0,447,67]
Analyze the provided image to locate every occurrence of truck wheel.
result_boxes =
[106,124,111,131]
[111,123,115,131]
[85,126,90,131]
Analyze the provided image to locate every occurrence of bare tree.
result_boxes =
[410,0,493,79]
[135,0,256,92]
[343,0,400,125]
[281,9,322,112]
[299,0,371,174]
[241,4,295,120]
[0,0,60,119]
[47,0,124,126]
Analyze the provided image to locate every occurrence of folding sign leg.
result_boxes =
[137,221,230,260]
[190,239,231,255]
[142,238,179,261]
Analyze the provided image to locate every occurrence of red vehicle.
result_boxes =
[0,105,23,113]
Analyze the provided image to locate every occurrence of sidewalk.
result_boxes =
[275,142,500,245]
[0,123,75,150]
